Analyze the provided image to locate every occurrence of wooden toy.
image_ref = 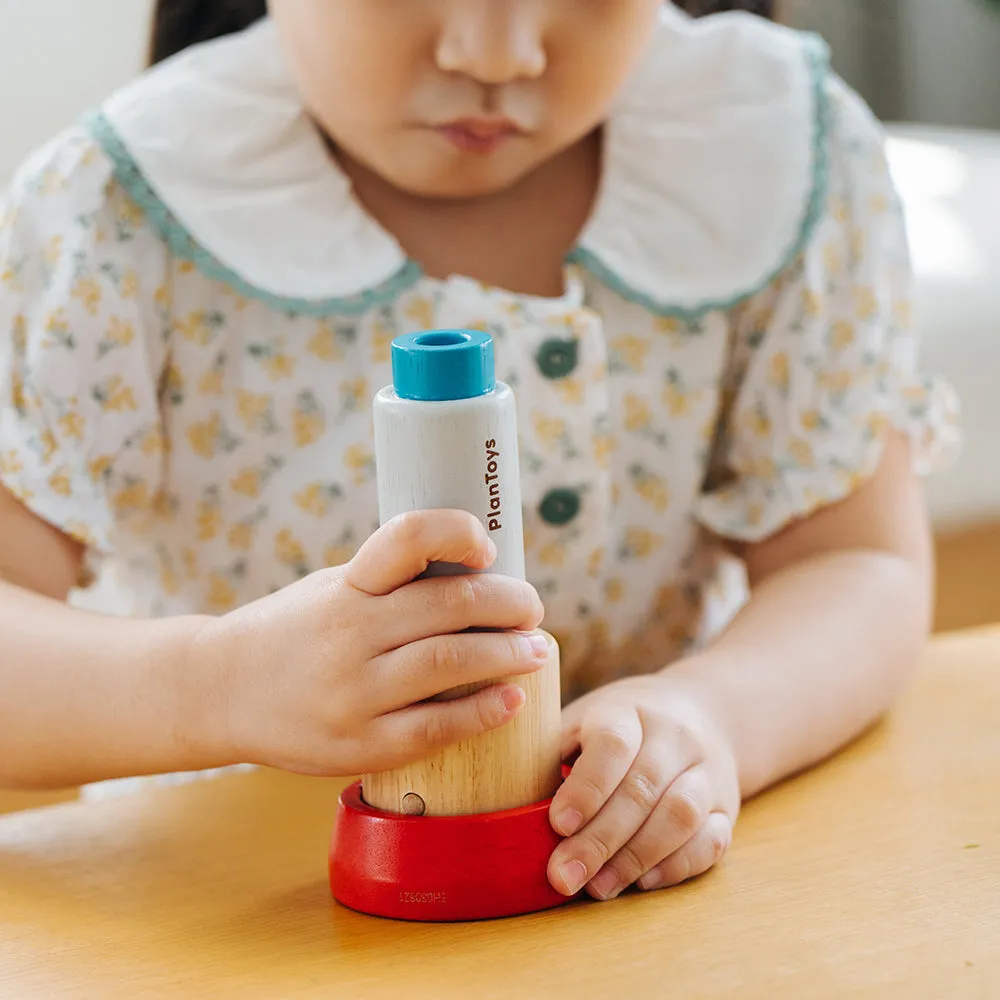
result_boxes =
[329,330,573,921]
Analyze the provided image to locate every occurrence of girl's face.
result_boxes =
[270,0,661,199]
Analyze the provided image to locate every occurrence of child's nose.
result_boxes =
[436,3,546,84]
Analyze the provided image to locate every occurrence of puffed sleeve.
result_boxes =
[0,128,170,573]
[696,77,960,543]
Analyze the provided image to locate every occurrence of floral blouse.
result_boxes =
[0,8,958,717]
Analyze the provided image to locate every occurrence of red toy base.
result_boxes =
[330,778,573,922]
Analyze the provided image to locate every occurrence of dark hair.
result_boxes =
[148,0,775,66]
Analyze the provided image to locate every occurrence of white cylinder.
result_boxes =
[373,383,525,581]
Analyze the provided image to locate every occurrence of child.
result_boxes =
[0,0,958,902]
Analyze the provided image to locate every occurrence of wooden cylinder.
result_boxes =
[363,632,563,817]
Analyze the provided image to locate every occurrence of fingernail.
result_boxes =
[590,868,620,901]
[485,538,498,562]
[556,860,588,896]
[638,869,664,892]
[501,686,525,713]
[553,807,583,837]
[523,634,549,660]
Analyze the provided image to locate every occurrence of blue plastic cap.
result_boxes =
[391,330,496,402]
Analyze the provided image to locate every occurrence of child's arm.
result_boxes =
[684,431,931,798]
[0,494,547,791]
[545,434,931,901]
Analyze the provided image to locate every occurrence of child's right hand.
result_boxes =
[192,510,547,778]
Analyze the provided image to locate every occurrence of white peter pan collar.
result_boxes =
[91,7,829,317]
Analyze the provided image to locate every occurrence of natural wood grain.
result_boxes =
[363,631,562,816]
[0,629,998,999]
[934,522,1000,633]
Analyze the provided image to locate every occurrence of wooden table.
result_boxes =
[1,630,998,999]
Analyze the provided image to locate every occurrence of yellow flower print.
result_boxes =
[555,377,584,406]
[823,243,843,278]
[231,455,284,498]
[746,502,765,530]
[522,523,537,554]
[119,269,139,299]
[276,528,309,577]
[605,578,625,604]
[113,477,151,515]
[817,369,853,396]
[869,193,889,215]
[98,316,135,357]
[0,450,24,476]
[830,320,856,353]
[610,334,650,373]
[206,573,238,614]
[656,317,683,340]
[309,323,340,363]
[71,277,102,316]
[624,394,651,433]
[592,431,614,470]
[341,379,369,415]
[115,196,145,231]
[153,284,171,310]
[850,228,866,264]
[788,438,815,469]
[293,391,326,448]
[294,482,342,518]
[587,547,605,578]
[801,409,823,432]
[47,470,72,498]
[802,289,824,320]
[162,363,185,406]
[58,410,85,442]
[93,376,138,414]
[39,168,68,195]
[344,445,376,485]
[39,430,58,464]
[532,412,567,452]
[196,488,223,542]
[236,389,276,432]
[620,527,665,561]
[11,313,27,355]
[768,352,791,394]
[199,354,227,396]
[865,411,891,439]
[372,319,393,364]
[829,197,849,226]
[538,540,567,569]
[663,381,697,419]
[43,236,64,267]
[176,310,226,346]
[152,489,179,523]
[228,521,255,552]
[854,288,879,321]
[405,296,435,330]
[247,336,297,382]
[745,405,771,439]
[88,455,113,484]
[139,427,165,458]
[44,309,74,349]
[629,465,670,513]
[187,413,222,460]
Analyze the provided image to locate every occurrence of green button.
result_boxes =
[539,488,581,526]
[536,339,578,380]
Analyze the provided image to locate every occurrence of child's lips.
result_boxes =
[433,118,522,155]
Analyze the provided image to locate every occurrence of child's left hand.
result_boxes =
[547,672,741,900]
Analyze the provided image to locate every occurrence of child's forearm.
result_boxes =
[0,580,229,791]
[667,549,931,799]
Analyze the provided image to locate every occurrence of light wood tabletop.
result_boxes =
[0,629,997,1000]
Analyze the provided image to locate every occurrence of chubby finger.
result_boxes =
[373,683,526,764]
[549,706,642,841]
[588,765,712,900]
[637,810,733,892]
[348,510,496,596]
[550,742,683,900]
[376,572,544,650]
[370,630,551,711]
